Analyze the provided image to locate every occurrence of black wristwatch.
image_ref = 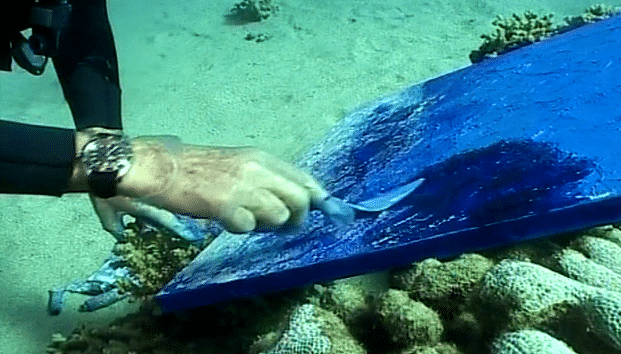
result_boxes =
[80,133,133,198]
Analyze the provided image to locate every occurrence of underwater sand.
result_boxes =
[0,0,615,352]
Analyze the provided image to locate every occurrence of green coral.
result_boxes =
[470,4,621,63]
[469,11,555,63]
[113,223,212,297]
[314,281,369,324]
[565,4,621,28]
[376,289,444,348]
[392,253,494,311]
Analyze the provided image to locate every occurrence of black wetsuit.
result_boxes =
[1,0,122,196]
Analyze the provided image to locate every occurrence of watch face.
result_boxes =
[82,134,132,176]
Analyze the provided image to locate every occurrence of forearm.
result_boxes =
[0,121,75,196]
[53,0,122,131]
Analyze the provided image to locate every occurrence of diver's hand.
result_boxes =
[88,194,210,242]
[118,136,329,233]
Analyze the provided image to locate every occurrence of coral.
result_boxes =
[586,224,621,245]
[227,0,278,24]
[251,302,364,354]
[391,253,493,312]
[481,259,588,317]
[479,259,586,329]
[442,311,485,353]
[479,258,621,352]
[470,5,621,63]
[49,219,621,354]
[553,248,621,292]
[570,235,621,275]
[314,281,369,324]
[469,11,555,63]
[49,293,310,354]
[564,4,621,28]
[376,289,444,348]
[491,329,578,354]
[582,292,621,349]
[259,304,331,354]
[315,307,366,354]
[113,223,211,297]
[402,343,463,354]
[46,302,203,354]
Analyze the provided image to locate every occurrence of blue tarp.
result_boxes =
[156,15,621,312]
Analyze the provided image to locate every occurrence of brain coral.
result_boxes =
[259,304,331,354]
[491,329,578,354]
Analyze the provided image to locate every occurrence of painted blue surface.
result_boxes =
[156,15,621,312]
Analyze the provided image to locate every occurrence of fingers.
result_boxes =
[145,144,329,233]
[220,207,257,233]
[241,163,315,228]
[249,149,330,202]
[220,176,310,232]
[90,195,125,238]
[263,178,310,227]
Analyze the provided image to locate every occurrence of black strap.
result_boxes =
[87,170,118,198]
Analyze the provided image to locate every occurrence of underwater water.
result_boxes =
[0,0,620,353]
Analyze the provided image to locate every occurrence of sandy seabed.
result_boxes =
[0,0,613,352]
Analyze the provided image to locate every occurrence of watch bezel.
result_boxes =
[80,133,133,197]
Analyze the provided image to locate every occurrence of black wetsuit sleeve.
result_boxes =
[53,0,122,131]
[0,121,75,196]
[1,0,122,196]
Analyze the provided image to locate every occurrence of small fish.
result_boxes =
[313,178,425,226]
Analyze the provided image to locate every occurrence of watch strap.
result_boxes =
[81,133,132,199]
[87,170,118,199]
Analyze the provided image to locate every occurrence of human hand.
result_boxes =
[118,136,329,233]
[88,194,214,242]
